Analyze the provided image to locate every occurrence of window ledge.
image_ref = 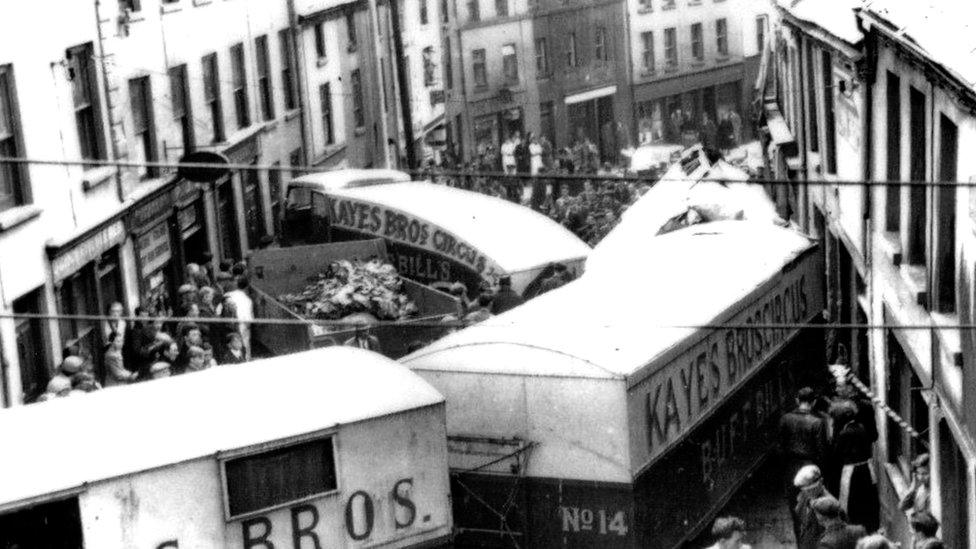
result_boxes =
[82,166,118,193]
[664,66,678,73]
[899,264,928,308]
[317,56,328,68]
[715,55,730,63]
[931,312,964,367]
[690,60,705,68]
[637,6,653,13]
[161,2,182,14]
[881,231,902,265]
[354,126,366,136]
[284,109,301,121]
[662,3,676,9]
[688,0,702,5]
[193,0,212,5]
[262,120,279,133]
[640,70,657,77]
[0,205,42,233]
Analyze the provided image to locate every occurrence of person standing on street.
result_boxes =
[501,134,517,174]
[490,276,524,315]
[225,276,254,360]
[529,134,543,175]
[909,512,943,549]
[832,399,880,532]
[794,465,834,549]
[779,387,830,525]
[728,109,742,148]
[811,496,866,549]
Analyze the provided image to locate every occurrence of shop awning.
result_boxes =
[565,85,617,105]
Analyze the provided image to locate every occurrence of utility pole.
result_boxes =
[387,0,417,170]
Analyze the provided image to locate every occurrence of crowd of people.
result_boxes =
[35,261,257,403]
[774,358,944,549]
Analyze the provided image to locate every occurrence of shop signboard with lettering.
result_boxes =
[138,223,172,278]
[50,221,126,281]
[626,247,824,473]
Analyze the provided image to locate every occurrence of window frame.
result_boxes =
[230,42,251,129]
[715,18,728,57]
[350,69,365,129]
[67,43,106,161]
[219,431,340,521]
[168,64,195,156]
[472,48,487,88]
[202,53,225,143]
[691,23,704,61]
[0,64,30,212]
[255,35,275,121]
[884,71,901,232]
[641,31,655,72]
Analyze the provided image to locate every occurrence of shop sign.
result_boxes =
[50,221,126,281]
[627,248,824,471]
[138,223,172,277]
[132,191,175,230]
[327,196,504,282]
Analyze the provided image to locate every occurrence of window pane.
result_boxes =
[224,438,337,517]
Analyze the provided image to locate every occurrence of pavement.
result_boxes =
[690,458,797,548]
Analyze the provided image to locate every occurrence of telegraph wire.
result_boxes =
[2,156,975,187]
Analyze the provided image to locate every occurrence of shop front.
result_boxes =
[127,179,214,313]
[565,85,616,163]
[47,220,127,383]
[473,107,524,159]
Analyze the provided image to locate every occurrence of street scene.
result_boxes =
[0,0,972,547]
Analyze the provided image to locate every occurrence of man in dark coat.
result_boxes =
[779,387,830,525]
[832,398,880,532]
[491,277,525,315]
[811,496,866,549]
[793,465,834,549]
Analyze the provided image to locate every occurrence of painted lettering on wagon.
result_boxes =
[230,478,419,548]
[328,197,495,276]
[632,252,823,469]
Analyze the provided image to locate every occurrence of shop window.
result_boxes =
[934,115,957,313]
[255,35,275,121]
[169,64,195,156]
[938,420,969,549]
[13,290,48,403]
[319,83,334,145]
[501,44,518,83]
[641,32,654,72]
[472,49,487,87]
[128,76,158,179]
[907,86,927,267]
[885,71,901,232]
[67,43,105,161]
[202,53,225,143]
[886,331,928,475]
[0,65,28,213]
[230,43,250,129]
[664,27,677,68]
[279,30,297,111]
[805,45,819,153]
[350,69,364,128]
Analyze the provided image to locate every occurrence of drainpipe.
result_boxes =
[93,0,125,202]
[367,0,392,167]
[286,0,312,166]
[857,17,874,257]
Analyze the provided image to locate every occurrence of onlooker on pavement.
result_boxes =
[794,464,833,549]
[490,276,524,315]
[899,453,931,515]
[704,516,751,549]
[185,346,209,373]
[779,387,829,525]
[220,332,248,365]
[103,330,138,387]
[811,496,867,549]
[225,276,254,360]
[910,511,942,549]
[833,397,880,532]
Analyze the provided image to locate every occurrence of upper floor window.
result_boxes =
[664,27,677,67]
[128,76,158,179]
[345,10,358,50]
[443,38,454,88]
[279,29,297,110]
[441,0,450,22]
[420,0,429,24]
[495,0,508,17]
[716,18,728,56]
[168,64,194,155]
[0,65,28,212]
[422,46,436,87]
[641,31,654,72]
[350,69,365,128]
[314,23,327,61]
[595,27,609,62]
[67,43,105,161]
[255,35,275,121]
[566,33,578,68]
[638,0,652,10]
[230,43,250,129]
[202,53,225,142]
[501,43,518,83]
[472,49,487,87]
[467,0,480,22]
[535,37,549,77]
[691,23,704,61]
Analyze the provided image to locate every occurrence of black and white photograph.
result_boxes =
[0,0,972,547]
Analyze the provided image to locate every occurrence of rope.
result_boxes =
[836,365,929,448]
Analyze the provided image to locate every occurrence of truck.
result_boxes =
[249,239,459,359]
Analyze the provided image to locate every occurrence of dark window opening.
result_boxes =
[935,115,957,313]
[907,86,927,266]
[885,71,901,232]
